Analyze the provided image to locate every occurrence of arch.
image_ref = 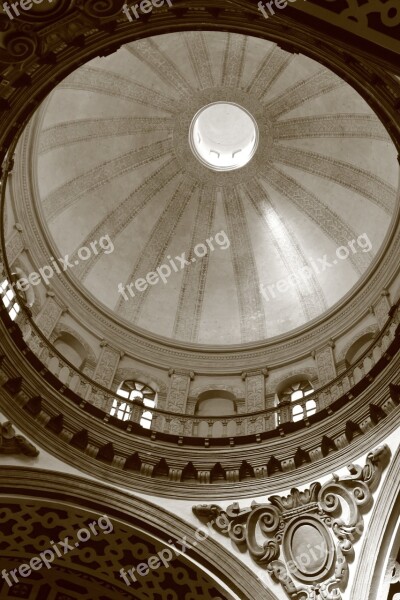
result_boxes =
[112,379,158,429]
[0,468,276,600]
[114,367,167,396]
[351,444,400,599]
[190,384,243,398]
[275,373,315,398]
[337,325,378,362]
[51,323,98,366]
[266,367,318,395]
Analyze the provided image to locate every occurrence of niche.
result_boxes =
[53,332,87,369]
[345,332,376,367]
[195,390,237,417]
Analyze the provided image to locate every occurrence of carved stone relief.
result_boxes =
[33,295,63,339]
[167,369,194,412]
[374,291,392,329]
[5,229,24,266]
[313,342,336,387]
[88,343,121,411]
[0,420,38,457]
[193,445,390,599]
[243,369,268,412]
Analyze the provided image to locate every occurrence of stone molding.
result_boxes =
[350,444,400,600]
[193,445,391,599]
[0,322,398,497]
[0,419,38,457]
[0,467,272,600]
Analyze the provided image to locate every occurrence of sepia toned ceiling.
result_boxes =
[0,499,232,600]
[33,31,399,345]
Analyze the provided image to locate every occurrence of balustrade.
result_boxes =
[0,256,399,439]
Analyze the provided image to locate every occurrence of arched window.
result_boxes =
[281,380,316,422]
[0,279,21,321]
[110,380,157,429]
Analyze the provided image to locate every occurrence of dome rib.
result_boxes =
[274,145,396,214]
[39,116,172,154]
[74,158,180,281]
[117,175,198,322]
[244,178,327,321]
[264,168,374,275]
[172,185,216,343]
[61,66,176,112]
[42,138,173,222]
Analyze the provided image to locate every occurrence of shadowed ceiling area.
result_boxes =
[33,31,399,345]
[0,499,231,600]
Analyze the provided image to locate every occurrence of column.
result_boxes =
[312,340,336,385]
[241,368,268,412]
[372,289,391,329]
[87,341,122,412]
[166,369,194,413]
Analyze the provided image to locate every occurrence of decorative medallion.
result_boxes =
[193,445,391,599]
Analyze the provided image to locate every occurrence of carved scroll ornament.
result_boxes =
[0,420,39,457]
[193,445,390,599]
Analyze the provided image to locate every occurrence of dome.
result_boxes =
[32,32,398,345]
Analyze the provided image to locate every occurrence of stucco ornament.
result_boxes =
[0,420,39,457]
[193,445,390,599]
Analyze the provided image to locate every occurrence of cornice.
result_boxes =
[0,316,398,499]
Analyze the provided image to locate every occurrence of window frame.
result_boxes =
[110,380,157,429]
[0,278,21,321]
[280,380,316,422]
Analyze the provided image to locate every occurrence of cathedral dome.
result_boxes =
[30,32,398,346]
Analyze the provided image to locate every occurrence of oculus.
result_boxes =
[189,102,259,171]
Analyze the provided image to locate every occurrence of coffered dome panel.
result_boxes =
[32,32,399,345]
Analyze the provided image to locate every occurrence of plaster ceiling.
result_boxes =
[34,32,399,345]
